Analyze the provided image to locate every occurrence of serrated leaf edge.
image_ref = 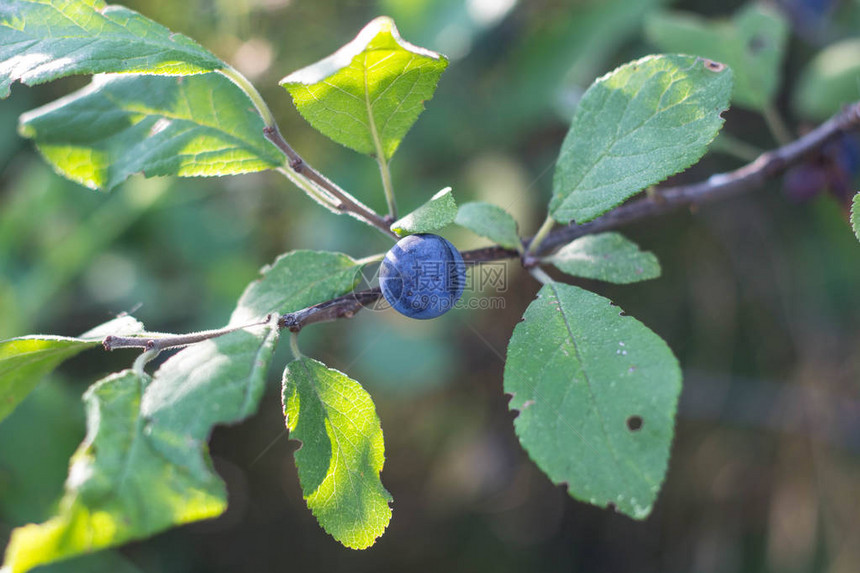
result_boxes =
[550,54,732,224]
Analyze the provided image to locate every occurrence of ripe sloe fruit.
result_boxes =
[379,233,466,319]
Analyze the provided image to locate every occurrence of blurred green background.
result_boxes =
[2,0,860,571]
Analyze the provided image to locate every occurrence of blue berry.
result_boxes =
[379,233,466,319]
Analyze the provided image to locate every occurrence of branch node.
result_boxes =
[279,313,302,332]
[521,253,540,269]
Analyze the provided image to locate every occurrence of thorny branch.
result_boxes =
[104,101,860,351]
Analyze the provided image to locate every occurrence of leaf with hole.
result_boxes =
[2,322,279,573]
[283,357,391,549]
[0,315,143,423]
[18,73,283,191]
[645,4,788,111]
[280,16,448,160]
[455,202,522,251]
[550,54,731,224]
[229,250,362,325]
[545,232,661,284]
[504,282,682,519]
[391,187,457,235]
[0,0,224,98]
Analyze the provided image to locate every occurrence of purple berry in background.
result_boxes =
[833,133,860,175]
[783,133,860,204]
[783,162,829,203]
[380,233,466,319]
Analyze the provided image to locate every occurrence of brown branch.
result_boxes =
[103,101,860,351]
[103,319,270,352]
[279,288,383,332]
[264,126,397,239]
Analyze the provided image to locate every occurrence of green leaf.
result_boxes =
[551,54,732,224]
[504,282,682,519]
[230,250,362,325]
[793,39,860,121]
[280,16,448,160]
[391,187,457,235]
[0,315,143,423]
[1,370,222,573]
[140,323,280,479]
[0,0,223,99]
[3,321,279,573]
[852,192,860,243]
[454,201,522,251]
[283,357,391,549]
[18,72,283,192]
[645,4,788,111]
[545,232,661,284]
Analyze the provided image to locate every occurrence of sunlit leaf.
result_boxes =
[18,73,283,191]
[645,4,788,111]
[0,315,143,423]
[229,250,362,325]
[454,201,522,251]
[280,16,447,160]
[0,0,223,98]
[551,54,731,224]
[545,232,661,284]
[2,322,279,573]
[283,357,391,549]
[391,187,457,235]
[504,282,682,519]
[140,324,280,477]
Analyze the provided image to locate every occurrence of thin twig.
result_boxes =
[263,126,397,239]
[218,65,396,239]
[103,319,269,352]
[278,288,383,333]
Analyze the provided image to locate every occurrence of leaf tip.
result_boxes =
[432,186,453,200]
